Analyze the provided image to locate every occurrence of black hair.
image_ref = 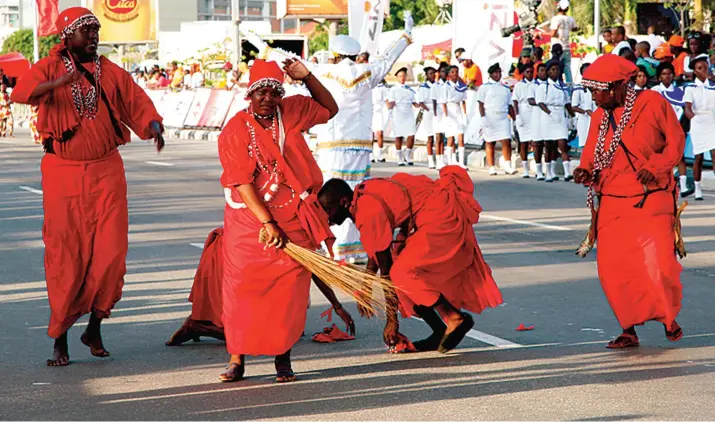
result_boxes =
[455,47,466,54]
[580,63,590,75]
[517,61,534,74]
[613,26,626,37]
[636,65,649,76]
[423,66,437,74]
[318,179,353,205]
[656,62,675,79]
[532,46,544,59]
[627,38,637,50]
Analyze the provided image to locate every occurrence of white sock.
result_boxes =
[562,160,570,176]
[522,161,529,174]
[375,147,383,161]
[535,163,543,176]
[396,148,403,163]
[437,154,444,165]
[405,148,413,162]
[679,175,688,192]
[452,152,458,165]
[550,161,558,176]
[445,146,454,164]
[695,181,703,197]
[428,155,436,167]
[458,146,466,165]
[546,162,553,178]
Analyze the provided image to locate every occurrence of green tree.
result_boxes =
[308,20,348,54]
[383,0,443,32]
[1,29,61,60]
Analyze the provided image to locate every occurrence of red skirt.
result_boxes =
[596,194,683,329]
[189,228,224,327]
[390,186,503,317]
[222,205,312,356]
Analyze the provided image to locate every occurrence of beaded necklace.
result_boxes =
[61,53,102,120]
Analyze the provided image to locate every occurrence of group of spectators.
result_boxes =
[134,61,205,91]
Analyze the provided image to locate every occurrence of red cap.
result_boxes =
[654,44,674,60]
[668,35,685,48]
[582,54,638,90]
[247,59,285,95]
[56,7,100,40]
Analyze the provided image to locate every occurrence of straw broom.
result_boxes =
[259,229,398,315]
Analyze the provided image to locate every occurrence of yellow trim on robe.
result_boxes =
[321,71,373,90]
[317,140,374,150]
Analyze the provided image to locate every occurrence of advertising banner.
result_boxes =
[183,89,212,127]
[277,0,348,19]
[198,90,236,128]
[159,90,195,128]
[453,0,515,84]
[92,0,158,43]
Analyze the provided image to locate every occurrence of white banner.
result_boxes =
[359,0,387,54]
[183,89,213,127]
[157,90,196,128]
[453,0,515,84]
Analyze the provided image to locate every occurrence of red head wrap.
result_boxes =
[246,59,285,97]
[56,7,100,40]
[581,54,638,91]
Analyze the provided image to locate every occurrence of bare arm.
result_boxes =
[433,99,438,116]
[539,103,551,114]
[27,72,78,102]
[528,97,537,106]
[513,100,519,116]
[236,184,283,247]
[461,101,467,115]
[685,102,695,120]
[478,102,485,118]
[374,249,399,347]
[508,104,515,120]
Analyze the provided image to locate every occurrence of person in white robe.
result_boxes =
[683,54,715,201]
[478,63,515,176]
[432,64,449,169]
[371,80,389,163]
[570,63,595,149]
[386,67,421,166]
[535,59,572,182]
[528,63,548,180]
[416,67,438,168]
[440,65,468,168]
[512,62,535,178]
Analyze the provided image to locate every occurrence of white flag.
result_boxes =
[358,0,388,54]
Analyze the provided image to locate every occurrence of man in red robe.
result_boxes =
[11,7,164,366]
[574,54,685,349]
[318,167,503,353]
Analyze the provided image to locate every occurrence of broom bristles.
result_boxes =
[259,229,400,315]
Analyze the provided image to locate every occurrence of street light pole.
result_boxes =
[594,0,601,53]
[231,0,241,66]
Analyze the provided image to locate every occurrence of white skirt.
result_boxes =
[416,109,434,141]
[391,106,416,138]
[443,102,465,138]
[576,114,591,147]
[515,114,532,143]
[483,111,512,142]
[690,113,715,155]
[538,105,569,141]
[372,109,385,133]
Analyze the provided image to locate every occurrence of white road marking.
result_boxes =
[465,328,523,349]
[189,243,204,249]
[19,186,43,195]
[145,161,174,167]
[411,317,523,348]
[480,214,572,231]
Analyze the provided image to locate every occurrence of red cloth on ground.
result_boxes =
[219,95,332,356]
[351,166,503,318]
[11,44,162,161]
[188,228,225,327]
[41,151,128,338]
[578,90,684,329]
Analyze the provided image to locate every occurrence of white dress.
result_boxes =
[684,78,715,155]
[387,84,417,137]
[371,84,388,133]
[431,80,446,135]
[477,79,512,142]
[535,78,570,141]
[571,85,595,147]
[511,79,533,142]
[441,80,467,138]
[415,81,434,140]
[528,79,545,141]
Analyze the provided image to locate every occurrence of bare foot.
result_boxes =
[166,316,201,346]
[46,333,70,367]
[80,329,110,358]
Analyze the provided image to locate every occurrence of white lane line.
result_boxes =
[19,186,43,195]
[145,161,174,167]
[465,329,523,349]
[190,243,204,249]
[480,213,572,231]
[411,317,522,348]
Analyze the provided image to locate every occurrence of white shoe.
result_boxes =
[398,162,406,167]
[522,171,530,179]
[536,173,545,181]
[504,165,518,175]
[436,161,446,170]
[488,166,498,176]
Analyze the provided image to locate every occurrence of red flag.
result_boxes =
[36,0,59,37]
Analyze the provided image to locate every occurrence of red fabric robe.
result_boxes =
[578,90,684,329]
[218,95,333,356]
[351,167,503,317]
[188,228,225,327]
[12,44,162,338]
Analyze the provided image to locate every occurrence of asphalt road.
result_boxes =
[1,131,715,420]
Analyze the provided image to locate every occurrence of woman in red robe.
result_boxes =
[574,55,685,349]
[218,59,338,383]
[318,167,503,353]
